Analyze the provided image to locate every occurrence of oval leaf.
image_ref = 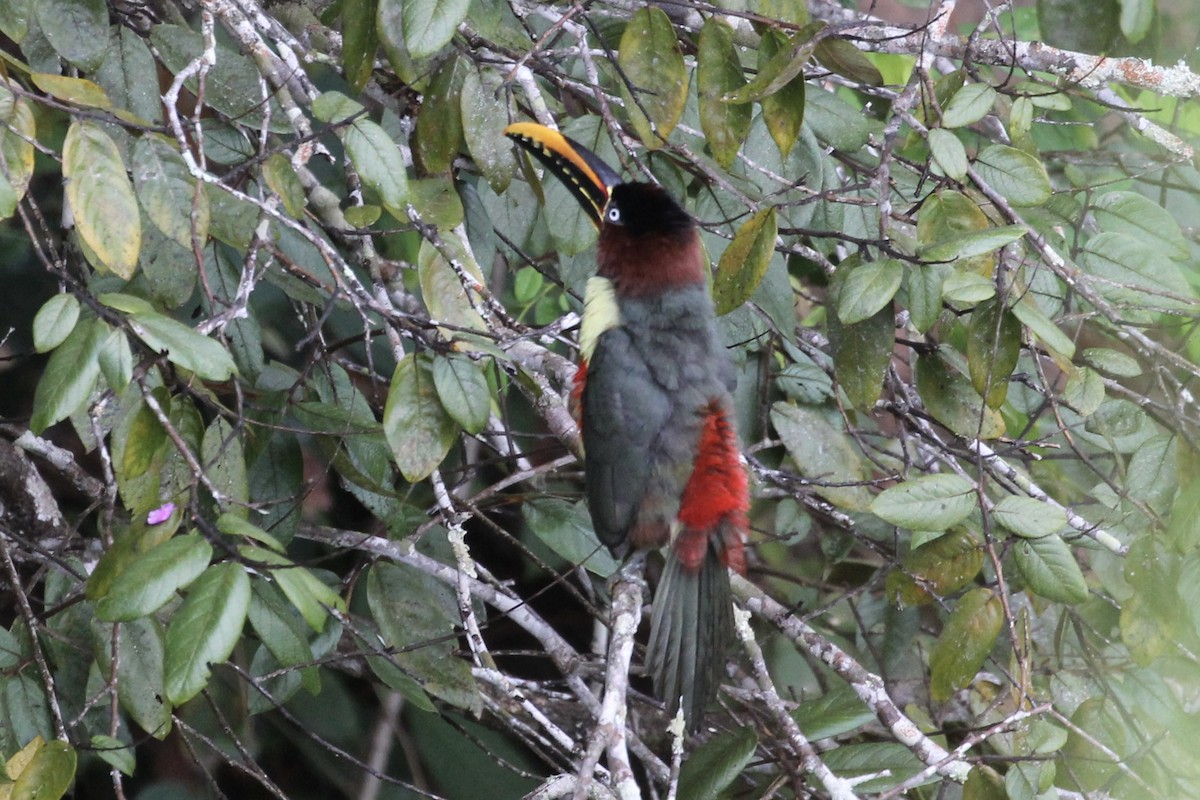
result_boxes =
[30,318,104,433]
[63,120,142,279]
[618,7,688,147]
[929,587,1003,701]
[133,135,209,249]
[460,67,515,192]
[772,403,873,510]
[966,297,1021,408]
[32,294,80,354]
[714,207,776,315]
[941,83,997,128]
[871,473,976,530]
[928,127,968,180]
[96,535,214,621]
[678,726,759,800]
[401,0,468,59]
[120,308,238,381]
[432,354,491,434]
[1013,534,1089,603]
[837,258,903,325]
[164,562,251,705]
[758,30,806,159]
[991,496,1067,538]
[345,114,410,219]
[34,0,107,70]
[698,19,751,169]
[384,353,458,482]
[11,738,77,800]
[973,144,1052,207]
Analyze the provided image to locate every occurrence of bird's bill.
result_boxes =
[504,122,620,228]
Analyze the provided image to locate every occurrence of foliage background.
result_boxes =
[1,0,1200,797]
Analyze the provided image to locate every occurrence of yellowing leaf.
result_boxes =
[714,207,776,315]
[697,19,750,169]
[618,7,688,147]
[63,121,142,279]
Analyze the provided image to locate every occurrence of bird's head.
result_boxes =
[505,122,704,294]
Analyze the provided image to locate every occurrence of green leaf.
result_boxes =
[724,23,823,104]
[248,580,320,695]
[415,235,484,335]
[618,6,689,146]
[100,299,238,381]
[63,120,141,279]
[29,73,111,109]
[714,207,776,315]
[940,272,996,306]
[240,545,344,631]
[929,587,1002,701]
[757,30,806,159]
[927,127,968,180]
[98,326,133,390]
[677,726,758,800]
[1118,0,1153,42]
[973,144,1052,207]
[887,527,983,606]
[991,496,1067,538]
[1013,535,1089,603]
[792,687,874,740]
[151,25,286,131]
[95,535,213,621]
[964,765,1009,800]
[34,0,107,70]
[1082,347,1141,377]
[827,257,894,411]
[460,66,516,192]
[837,258,903,325]
[771,403,872,511]
[1081,231,1193,310]
[524,498,620,578]
[367,561,481,713]
[941,83,997,128]
[262,152,306,219]
[341,0,377,91]
[32,294,80,354]
[921,225,1026,262]
[915,347,1006,439]
[821,742,928,792]
[0,0,30,42]
[1061,365,1105,417]
[871,474,976,531]
[30,318,104,433]
[1092,190,1188,261]
[401,0,468,59]
[697,19,751,169]
[409,176,464,229]
[432,354,490,435]
[10,738,76,800]
[202,417,248,514]
[345,113,410,220]
[164,562,251,705]
[1012,294,1075,357]
[133,136,209,250]
[416,55,466,174]
[383,352,458,482]
[92,615,173,737]
[813,38,883,86]
[966,297,1021,408]
[907,265,950,333]
[90,735,135,777]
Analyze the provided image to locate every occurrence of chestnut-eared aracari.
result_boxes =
[505,122,749,728]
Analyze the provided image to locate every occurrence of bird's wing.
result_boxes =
[580,326,674,549]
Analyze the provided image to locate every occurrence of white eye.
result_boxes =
[605,205,621,224]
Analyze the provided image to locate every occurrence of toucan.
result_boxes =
[505,122,749,729]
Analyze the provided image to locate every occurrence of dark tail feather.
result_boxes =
[646,544,733,730]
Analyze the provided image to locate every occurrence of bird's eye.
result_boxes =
[605,205,622,224]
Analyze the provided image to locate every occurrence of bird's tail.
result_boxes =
[646,541,734,729]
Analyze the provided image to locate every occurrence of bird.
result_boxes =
[504,122,749,729]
